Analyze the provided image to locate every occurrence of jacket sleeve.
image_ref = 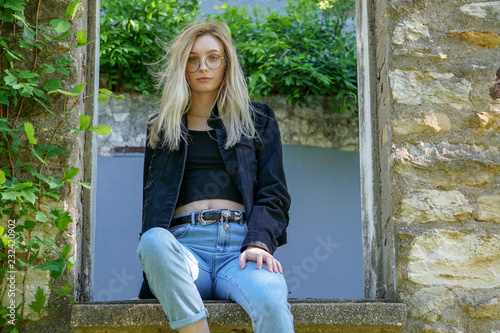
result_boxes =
[241,103,291,255]
[141,114,157,228]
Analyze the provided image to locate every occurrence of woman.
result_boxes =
[136,21,293,333]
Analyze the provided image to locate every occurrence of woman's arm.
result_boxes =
[241,102,291,255]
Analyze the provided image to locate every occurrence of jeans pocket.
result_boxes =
[169,223,190,239]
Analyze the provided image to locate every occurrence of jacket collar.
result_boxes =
[207,103,224,130]
[182,103,224,135]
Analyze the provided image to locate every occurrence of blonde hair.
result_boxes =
[148,21,256,150]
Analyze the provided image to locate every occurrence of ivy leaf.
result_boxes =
[53,30,74,41]
[17,258,32,267]
[55,213,72,231]
[48,82,87,96]
[17,70,38,79]
[28,287,47,313]
[67,126,84,134]
[50,18,70,34]
[4,70,18,86]
[66,0,82,19]
[99,88,113,95]
[36,211,48,222]
[34,258,66,280]
[30,145,47,165]
[22,26,36,46]
[62,244,72,260]
[49,281,74,297]
[97,93,110,105]
[24,121,37,144]
[66,180,92,189]
[79,114,91,131]
[0,90,9,105]
[4,0,26,11]
[24,219,36,230]
[89,125,111,135]
[63,167,79,181]
[76,30,88,46]
[42,189,61,200]
[43,78,61,91]
[0,169,5,185]
[33,98,51,113]
[49,209,73,231]
[38,144,69,157]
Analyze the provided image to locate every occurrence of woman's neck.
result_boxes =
[187,93,217,131]
[188,93,217,117]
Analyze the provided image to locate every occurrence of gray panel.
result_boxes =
[94,146,363,301]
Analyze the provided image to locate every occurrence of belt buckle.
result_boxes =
[233,210,242,221]
[198,209,218,225]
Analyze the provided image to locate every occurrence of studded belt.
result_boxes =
[169,209,246,229]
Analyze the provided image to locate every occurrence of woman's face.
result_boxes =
[186,34,226,98]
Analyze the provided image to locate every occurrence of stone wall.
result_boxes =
[0,0,98,332]
[97,94,359,156]
[382,0,500,332]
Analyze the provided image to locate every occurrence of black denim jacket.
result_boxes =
[141,101,290,252]
[138,101,290,298]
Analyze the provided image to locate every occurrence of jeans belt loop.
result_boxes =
[190,211,196,225]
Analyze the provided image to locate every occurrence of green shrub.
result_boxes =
[100,0,200,94]
[210,0,357,109]
[100,0,357,111]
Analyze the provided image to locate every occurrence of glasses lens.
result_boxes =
[207,56,222,70]
[186,58,199,73]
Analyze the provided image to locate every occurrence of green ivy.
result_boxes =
[100,0,357,112]
[0,0,121,331]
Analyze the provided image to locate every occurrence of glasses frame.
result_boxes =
[185,55,225,73]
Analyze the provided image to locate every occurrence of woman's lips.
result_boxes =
[197,77,211,82]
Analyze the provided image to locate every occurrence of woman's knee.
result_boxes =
[137,227,178,258]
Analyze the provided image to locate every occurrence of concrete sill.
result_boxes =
[71,299,406,333]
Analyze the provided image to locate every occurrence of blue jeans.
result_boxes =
[136,218,294,332]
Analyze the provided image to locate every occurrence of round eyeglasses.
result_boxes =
[186,55,224,73]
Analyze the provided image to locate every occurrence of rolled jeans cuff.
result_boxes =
[169,307,209,330]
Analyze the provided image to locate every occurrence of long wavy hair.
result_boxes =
[148,21,256,150]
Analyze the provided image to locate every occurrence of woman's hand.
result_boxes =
[239,246,283,273]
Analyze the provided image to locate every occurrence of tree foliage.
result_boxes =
[100,0,357,111]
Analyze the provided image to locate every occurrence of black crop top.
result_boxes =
[176,130,243,208]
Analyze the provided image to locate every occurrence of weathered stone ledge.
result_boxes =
[71,299,407,332]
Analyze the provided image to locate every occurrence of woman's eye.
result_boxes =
[188,57,199,63]
[208,56,219,61]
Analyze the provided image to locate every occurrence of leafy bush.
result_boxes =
[100,0,357,111]
[210,0,357,108]
[100,0,200,94]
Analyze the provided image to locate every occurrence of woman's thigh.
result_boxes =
[214,257,289,308]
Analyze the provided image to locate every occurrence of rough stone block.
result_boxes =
[450,30,500,49]
[460,2,500,21]
[393,142,500,186]
[401,287,454,321]
[393,113,451,135]
[393,20,431,45]
[396,190,471,223]
[408,230,500,288]
[477,196,500,223]
[475,112,500,132]
[389,70,471,109]
[460,294,500,319]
